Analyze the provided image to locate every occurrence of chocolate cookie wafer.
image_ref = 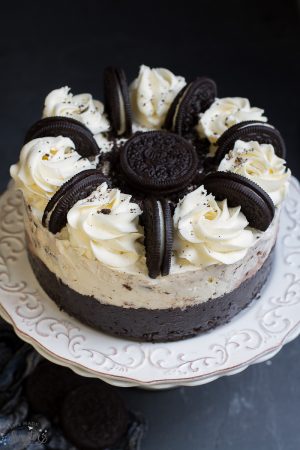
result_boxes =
[104,66,132,137]
[203,171,275,231]
[142,198,173,278]
[120,131,198,195]
[24,116,99,157]
[25,360,84,419]
[43,169,108,234]
[214,121,286,164]
[61,382,129,450]
[164,77,217,135]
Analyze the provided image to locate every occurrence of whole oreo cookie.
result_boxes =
[203,171,275,231]
[61,382,129,450]
[214,121,286,164]
[164,77,217,135]
[24,116,99,157]
[120,131,198,195]
[25,360,84,419]
[43,169,108,234]
[104,66,132,137]
[142,198,173,278]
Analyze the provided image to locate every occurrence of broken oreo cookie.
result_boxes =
[164,77,217,135]
[61,382,129,450]
[214,121,286,164]
[203,171,275,231]
[43,169,108,234]
[104,66,132,137]
[120,131,198,195]
[142,198,173,278]
[24,116,100,157]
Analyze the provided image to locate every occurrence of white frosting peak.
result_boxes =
[197,97,267,145]
[174,186,255,267]
[67,183,143,268]
[218,140,291,206]
[43,86,110,135]
[130,65,186,129]
[10,136,97,213]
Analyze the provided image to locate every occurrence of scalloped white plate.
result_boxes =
[0,178,299,389]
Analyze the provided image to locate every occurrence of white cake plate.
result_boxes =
[0,178,299,389]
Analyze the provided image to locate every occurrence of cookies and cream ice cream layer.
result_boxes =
[24,189,279,310]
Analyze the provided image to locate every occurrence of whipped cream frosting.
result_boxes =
[130,65,186,129]
[218,140,291,206]
[196,97,267,145]
[12,68,290,280]
[10,136,97,214]
[67,182,143,268]
[174,186,255,267]
[43,86,110,135]
[93,133,114,154]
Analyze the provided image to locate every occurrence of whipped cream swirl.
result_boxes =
[10,136,97,212]
[196,97,267,145]
[130,65,186,129]
[174,186,255,267]
[67,183,143,268]
[43,86,110,135]
[218,139,291,206]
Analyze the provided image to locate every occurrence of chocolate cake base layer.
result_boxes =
[27,247,274,342]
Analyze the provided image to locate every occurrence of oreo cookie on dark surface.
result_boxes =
[142,198,173,278]
[24,116,100,157]
[43,169,108,234]
[214,120,286,164]
[104,66,132,138]
[61,382,129,450]
[164,77,217,135]
[25,360,84,419]
[120,131,198,195]
[203,171,275,231]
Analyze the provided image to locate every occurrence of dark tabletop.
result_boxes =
[1,1,300,449]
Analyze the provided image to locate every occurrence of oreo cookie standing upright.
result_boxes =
[142,198,173,278]
[214,121,286,164]
[24,116,100,157]
[164,77,217,135]
[104,66,132,138]
[203,171,275,231]
[42,169,109,234]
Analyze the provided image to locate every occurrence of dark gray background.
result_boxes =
[1,1,300,449]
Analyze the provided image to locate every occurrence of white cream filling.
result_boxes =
[157,201,165,270]
[117,85,126,136]
[232,121,273,132]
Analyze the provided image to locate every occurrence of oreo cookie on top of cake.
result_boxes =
[10,65,291,342]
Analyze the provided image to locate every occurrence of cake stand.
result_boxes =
[0,178,299,390]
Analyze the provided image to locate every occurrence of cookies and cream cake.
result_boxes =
[10,65,291,342]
